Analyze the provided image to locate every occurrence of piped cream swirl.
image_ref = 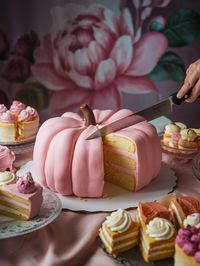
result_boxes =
[0,171,15,185]
[146,217,175,240]
[183,213,200,229]
[105,209,132,233]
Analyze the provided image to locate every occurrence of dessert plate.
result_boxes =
[161,140,199,163]
[0,188,62,239]
[17,161,177,212]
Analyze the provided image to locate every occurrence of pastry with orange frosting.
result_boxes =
[138,201,176,262]
[0,100,39,142]
[0,171,43,220]
[99,209,139,257]
[169,196,200,227]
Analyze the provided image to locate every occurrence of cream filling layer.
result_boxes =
[102,225,138,244]
[99,230,137,252]
[0,205,28,216]
[0,195,29,208]
[170,202,183,225]
[140,233,174,253]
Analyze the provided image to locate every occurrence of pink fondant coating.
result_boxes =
[0,182,43,219]
[33,108,162,197]
[0,145,15,172]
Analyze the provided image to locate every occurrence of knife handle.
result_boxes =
[171,87,200,105]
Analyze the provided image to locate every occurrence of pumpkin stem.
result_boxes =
[80,104,96,126]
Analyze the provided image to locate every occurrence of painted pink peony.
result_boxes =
[32,4,168,114]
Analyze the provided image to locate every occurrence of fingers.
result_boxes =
[185,79,200,103]
[177,60,200,100]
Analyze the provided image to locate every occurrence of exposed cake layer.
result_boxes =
[140,226,175,262]
[103,121,161,192]
[0,122,17,142]
[18,116,39,140]
[0,183,43,220]
[99,223,138,255]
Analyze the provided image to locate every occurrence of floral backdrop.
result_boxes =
[0,0,200,125]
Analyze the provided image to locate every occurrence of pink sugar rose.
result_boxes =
[32,4,167,114]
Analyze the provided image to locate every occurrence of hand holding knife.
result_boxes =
[86,89,200,140]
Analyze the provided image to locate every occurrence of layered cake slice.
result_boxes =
[0,171,43,220]
[99,209,139,256]
[174,226,200,266]
[138,201,176,262]
[0,111,17,142]
[103,120,161,192]
[169,196,200,227]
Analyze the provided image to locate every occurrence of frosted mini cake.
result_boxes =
[0,100,39,142]
[0,171,43,220]
[138,201,176,262]
[99,209,139,256]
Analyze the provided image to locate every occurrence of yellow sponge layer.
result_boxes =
[103,147,136,170]
[103,134,135,152]
[104,162,135,191]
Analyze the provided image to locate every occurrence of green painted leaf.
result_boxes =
[163,8,200,47]
[148,52,185,81]
[15,83,52,110]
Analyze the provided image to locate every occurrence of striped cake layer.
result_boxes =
[174,244,200,266]
[0,184,43,220]
[102,122,161,192]
[103,136,137,192]
[139,230,175,262]
[99,222,139,256]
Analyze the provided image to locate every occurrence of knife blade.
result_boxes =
[85,89,198,140]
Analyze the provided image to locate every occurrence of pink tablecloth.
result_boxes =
[0,152,199,266]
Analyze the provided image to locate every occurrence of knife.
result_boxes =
[86,89,199,140]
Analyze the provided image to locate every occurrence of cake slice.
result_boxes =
[99,209,139,257]
[174,226,200,266]
[0,171,43,220]
[0,111,17,142]
[138,201,176,262]
[169,196,200,227]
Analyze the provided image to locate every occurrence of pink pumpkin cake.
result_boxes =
[33,105,162,198]
[0,171,43,220]
[0,145,15,172]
